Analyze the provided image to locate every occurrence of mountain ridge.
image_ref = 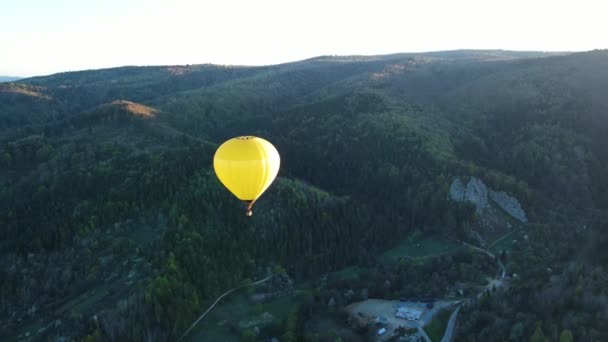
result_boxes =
[1,49,607,341]
[0,76,22,82]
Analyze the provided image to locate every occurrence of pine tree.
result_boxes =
[530,323,546,342]
[559,329,573,342]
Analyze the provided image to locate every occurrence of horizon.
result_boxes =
[0,48,582,79]
[2,0,606,77]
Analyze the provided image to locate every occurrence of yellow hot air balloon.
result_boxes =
[213,136,280,216]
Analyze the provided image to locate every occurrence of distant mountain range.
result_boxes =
[0,76,22,82]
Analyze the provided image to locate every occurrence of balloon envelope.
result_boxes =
[213,136,280,213]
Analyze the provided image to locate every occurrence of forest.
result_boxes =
[1,50,608,341]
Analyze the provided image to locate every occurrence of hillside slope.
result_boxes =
[1,50,607,341]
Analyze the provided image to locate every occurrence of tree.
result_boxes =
[241,329,256,342]
[559,329,573,342]
[530,323,547,342]
[1,152,11,166]
[282,306,301,342]
[84,329,102,342]
[509,322,524,341]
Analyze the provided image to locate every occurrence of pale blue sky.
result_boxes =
[1,0,606,77]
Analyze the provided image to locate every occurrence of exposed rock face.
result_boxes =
[449,177,527,223]
[489,190,528,223]
[449,178,466,201]
[449,177,488,213]
[465,178,489,213]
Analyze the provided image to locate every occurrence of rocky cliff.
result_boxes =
[449,177,528,223]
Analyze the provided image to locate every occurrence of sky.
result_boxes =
[1,0,606,77]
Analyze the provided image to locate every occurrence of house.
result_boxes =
[395,307,422,321]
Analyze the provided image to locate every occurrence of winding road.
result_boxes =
[440,306,460,342]
[438,240,510,341]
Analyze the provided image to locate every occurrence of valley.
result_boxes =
[1,50,608,341]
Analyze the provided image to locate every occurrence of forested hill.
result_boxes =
[1,50,608,341]
[0,76,22,83]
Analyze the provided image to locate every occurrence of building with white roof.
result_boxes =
[395,307,422,321]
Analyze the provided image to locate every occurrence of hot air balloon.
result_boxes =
[213,136,280,216]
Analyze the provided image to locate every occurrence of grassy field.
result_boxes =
[488,235,515,254]
[425,308,452,341]
[488,227,526,254]
[330,266,363,280]
[479,201,525,244]
[187,289,305,341]
[379,235,461,264]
